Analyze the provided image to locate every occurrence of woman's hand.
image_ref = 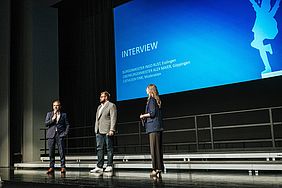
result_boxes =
[140,113,149,119]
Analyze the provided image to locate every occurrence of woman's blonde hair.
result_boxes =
[147,84,161,108]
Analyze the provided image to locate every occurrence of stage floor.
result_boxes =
[1,168,282,188]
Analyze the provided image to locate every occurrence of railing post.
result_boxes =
[44,129,47,155]
[194,116,199,151]
[209,115,214,150]
[138,121,142,152]
[66,135,69,155]
[269,108,275,149]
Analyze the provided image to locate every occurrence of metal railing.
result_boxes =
[40,106,282,156]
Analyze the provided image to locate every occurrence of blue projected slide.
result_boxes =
[114,0,282,101]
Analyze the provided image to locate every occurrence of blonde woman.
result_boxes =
[140,84,164,178]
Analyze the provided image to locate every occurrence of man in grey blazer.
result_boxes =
[90,91,117,173]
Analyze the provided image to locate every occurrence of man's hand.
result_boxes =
[108,130,114,136]
[52,111,57,121]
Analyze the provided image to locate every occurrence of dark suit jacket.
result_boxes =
[45,111,70,139]
[144,97,163,134]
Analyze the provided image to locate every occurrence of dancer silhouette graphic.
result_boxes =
[249,0,281,74]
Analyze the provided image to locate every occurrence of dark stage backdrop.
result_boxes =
[57,0,117,154]
[57,0,282,155]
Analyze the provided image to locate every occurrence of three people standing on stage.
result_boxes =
[45,100,70,174]
[90,91,117,173]
[44,88,161,176]
[140,84,164,178]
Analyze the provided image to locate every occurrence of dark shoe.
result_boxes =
[61,167,66,173]
[47,173,55,179]
[61,172,66,178]
[47,168,54,174]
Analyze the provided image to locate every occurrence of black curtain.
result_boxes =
[57,0,116,154]
[10,0,25,165]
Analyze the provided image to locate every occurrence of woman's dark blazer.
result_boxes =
[144,97,163,134]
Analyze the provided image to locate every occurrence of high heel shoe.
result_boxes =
[155,170,161,178]
[150,170,157,177]
[150,170,162,178]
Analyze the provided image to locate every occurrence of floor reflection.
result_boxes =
[1,168,282,188]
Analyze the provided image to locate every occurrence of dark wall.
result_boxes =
[8,0,59,163]
[57,0,282,155]
[10,0,27,164]
[118,76,282,121]
[0,0,10,167]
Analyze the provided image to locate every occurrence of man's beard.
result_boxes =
[100,98,105,103]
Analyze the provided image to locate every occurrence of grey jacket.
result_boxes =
[95,101,117,134]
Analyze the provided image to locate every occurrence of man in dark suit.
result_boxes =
[45,100,70,174]
[90,91,117,173]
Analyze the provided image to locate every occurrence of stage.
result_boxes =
[1,168,282,188]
